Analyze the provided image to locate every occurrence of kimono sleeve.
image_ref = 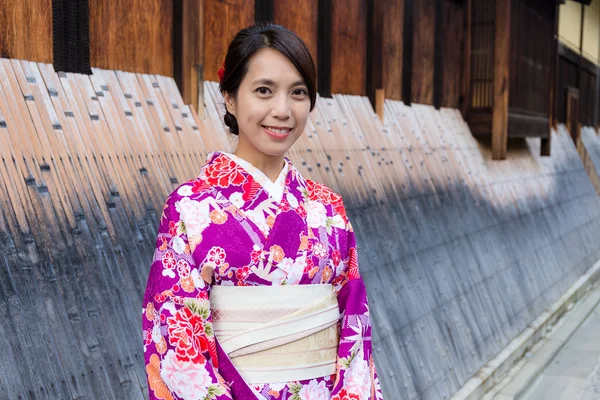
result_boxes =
[331,209,384,400]
[142,195,232,400]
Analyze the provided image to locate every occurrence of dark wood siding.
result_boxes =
[0,0,53,62]
[203,0,255,82]
[273,0,318,66]
[412,0,436,105]
[382,0,404,100]
[442,0,466,108]
[89,0,173,75]
[330,0,368,95]
[508,0,553,116]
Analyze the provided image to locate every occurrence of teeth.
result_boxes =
[265,126,291,134]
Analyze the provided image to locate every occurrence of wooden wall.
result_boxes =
[442,0,466,108]
[273,0,318,65]
[0,0,469,108]
[412,0,436,105]
[0,0,52,62]
[330,0,368,95]
[89,0,173,76]
[203,0,254,82]
[382,0,404,101]
[509,0,553,116]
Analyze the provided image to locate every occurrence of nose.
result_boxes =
[271,94,291,119]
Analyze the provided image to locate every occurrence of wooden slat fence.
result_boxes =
[1,62,600,399]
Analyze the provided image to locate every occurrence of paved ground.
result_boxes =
[521,291,600,400]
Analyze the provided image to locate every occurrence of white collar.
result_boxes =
[221,152,288,203]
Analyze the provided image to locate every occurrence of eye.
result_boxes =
[256,87,271,95]
[292,88,308,97]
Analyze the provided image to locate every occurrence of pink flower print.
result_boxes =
[313,242,328,259]
[160,350,212,400]
[177,260,190,278]
[207,246,226,266]
[236,266,250,282]
[298,379,330,400]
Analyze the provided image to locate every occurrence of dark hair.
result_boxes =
[219,23,317,135]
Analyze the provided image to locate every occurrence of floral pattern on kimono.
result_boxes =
[142,151,383,400]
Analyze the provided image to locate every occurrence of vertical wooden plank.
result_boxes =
[543,1,560,157]
[376,89,385,121]
[317,0,332,97]
[402,0,414,105]
[0,0,53,62]
[331,0,367,95]
[381,0,404,101]
[433,0,443,109]
[174,0,204,114]
[255,0,274,23]
[492,0,511,160]
[412,0,435,105]
[367,0,384,109]
[273,0,318,64]
[203,0,254,82]
[89,0,173,75]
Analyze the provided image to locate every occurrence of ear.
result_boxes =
[223,92,236,116]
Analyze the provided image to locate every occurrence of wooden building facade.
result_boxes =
[0,0,598,161]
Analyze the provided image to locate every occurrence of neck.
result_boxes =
[233,139,285,182]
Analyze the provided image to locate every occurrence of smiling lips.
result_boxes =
[262,125,292,139]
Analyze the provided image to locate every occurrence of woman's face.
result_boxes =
[225,48,311,159]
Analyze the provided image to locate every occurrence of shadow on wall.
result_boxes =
[351,122,600,399]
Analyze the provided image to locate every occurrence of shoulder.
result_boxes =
[305,179,348,223]
[161,177,214,221]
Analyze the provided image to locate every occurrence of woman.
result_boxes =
[143,24,382,400]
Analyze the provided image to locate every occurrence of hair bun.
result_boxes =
[224,111,239,135]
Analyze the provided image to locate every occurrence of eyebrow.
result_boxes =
[251,78,307,87]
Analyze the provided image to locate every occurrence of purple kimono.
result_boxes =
[143,151,382,400]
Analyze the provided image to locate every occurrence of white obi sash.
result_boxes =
[210,284,340,384]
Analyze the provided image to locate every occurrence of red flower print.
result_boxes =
[236,266,250,282]
[332,249,341,265]
[204,155,246,187]
[331,389,360,400]
[348,247,360,280]
[207,246,226,266]
[296,205,307,218]
[161,251,177,270]
[307,180,342,205]
[168,221,177,236]
[251,248,262,263]
[280,199,290,212]
[242,175,261,201]
[197,291,209,300]
[167,307,209,363]
[334,200,347,221]
[191,178,210,193]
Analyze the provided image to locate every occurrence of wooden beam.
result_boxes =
[402,0,414,105]
[578,2,584,124]
[52,0,91,74]
[255,0,274,23]
[366,0,384,110]
[317,0,332,97]
[433,0,443,110]
[492,0,511,160]
[174,0,204,115]
[542,0,560,156]
[376,88,385,121]
[461,0,472,117]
